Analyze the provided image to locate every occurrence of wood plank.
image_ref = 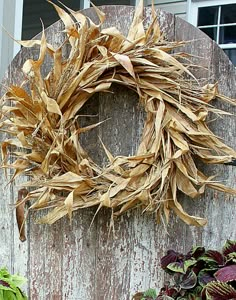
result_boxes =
[0,160,15,276]
[61,210,97,300]
[174,17,236,250]
[0,5,235,300]
[203,39,236,246]
[170,17,214,254]
[95,84,143,299]
[24,23,64,300]
[0,51,32,296]
[61,93,99,300]
[93,7,176,299]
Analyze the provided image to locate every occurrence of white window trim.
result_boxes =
[188,0,236,26]
[81,0,137,8]
[13,0,24,56]
[81,0,90,9]
[188,0,236,49]
[0,0,24,79]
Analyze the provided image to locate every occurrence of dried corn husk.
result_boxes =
[1,1,236,227]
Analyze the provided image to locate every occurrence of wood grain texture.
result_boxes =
[0,6,235,300]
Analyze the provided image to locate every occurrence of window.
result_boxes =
[22,0,136,40]
[22,0,84,40]
[92,0,134,5]
[189,0,236,66]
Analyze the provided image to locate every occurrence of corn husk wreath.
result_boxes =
[0,0,236,227]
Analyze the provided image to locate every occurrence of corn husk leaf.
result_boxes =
[1,1,236,228]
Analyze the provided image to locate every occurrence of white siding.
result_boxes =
[0,0,23,80]
[145,0,187,19]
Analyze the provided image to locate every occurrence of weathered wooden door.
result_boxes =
[0,5,235,300]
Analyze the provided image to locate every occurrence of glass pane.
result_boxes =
[201,27,217,41]
[219,26,236,44]
[92,0,131,5]
[22,0,82,40]
[198,6,218,26]
[224,48,236,66]
[221,4,236,24]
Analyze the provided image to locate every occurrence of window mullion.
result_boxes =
[220,43,236,49]
[199,23,236,29]
[216,5,221,44]
[81,0,90,9]
[198,25,218,29]
[219,22,236,27]
[192,1,236,67]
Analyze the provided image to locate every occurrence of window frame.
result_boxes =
[188,0,236,50]
[14,0,24,56]
[83,0,137,8]
[0,0,24,79]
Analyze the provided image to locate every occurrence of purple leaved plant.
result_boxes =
[134,240,236,300]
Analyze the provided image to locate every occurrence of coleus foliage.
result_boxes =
[0,268,27,300]
[134,240,236,300]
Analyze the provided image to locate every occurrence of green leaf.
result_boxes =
[167,262,185,274]
[143,288,157,299]
[179,271,197,290]
[0,287,26,300]
[0,284,15,293]
[177,294,202,300]
[183,259,197,272]
[167,259,197,274]
[222,240,236,257]
[0,289,4,300]
[161,250,179,270]
[200,250,225,266]
[0,268,11,279]
[0,268,27,300]
[190,246,205,259]
[15,287,27,300]
[2,289,17,300]
[10,275,27,288]
[227,252,236,263]
[198,268,216,287]
[205,281,236,299]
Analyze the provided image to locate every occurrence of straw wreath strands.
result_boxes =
[0,0,236,227]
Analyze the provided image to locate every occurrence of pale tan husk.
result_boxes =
[1,0,236,226]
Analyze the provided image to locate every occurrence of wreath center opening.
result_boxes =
[78,83,145,167]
